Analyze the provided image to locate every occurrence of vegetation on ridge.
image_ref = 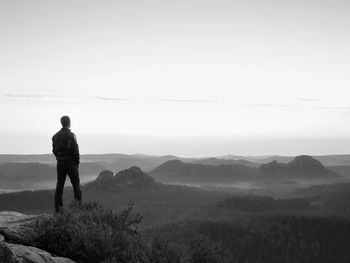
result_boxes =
[31,202,147,263]
[29,201,223,263]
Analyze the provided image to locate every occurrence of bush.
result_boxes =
[147,237,181,263]
[188,235,232,263]
[30,201,227,263]
[31,201,150,263]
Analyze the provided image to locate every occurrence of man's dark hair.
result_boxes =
[60,116,71,127]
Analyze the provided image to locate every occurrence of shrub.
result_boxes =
[31,201,149,263]
[30,201,224,263]
[188,235,232,263]
[147,237,181,263]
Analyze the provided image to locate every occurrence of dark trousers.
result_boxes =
[55,160,82,212]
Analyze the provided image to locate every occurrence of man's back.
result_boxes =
[53,116,82,212]
[52,127,80,165]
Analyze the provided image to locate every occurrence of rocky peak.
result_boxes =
[259,160,288,171]
[288,155,324,170]
[86,166,156,191]
[114,166,156,186]
[116,166,144,178]
[260,155,325,172]
[258,155,343,180]
[96,170,114,181]
[152,159,185,172]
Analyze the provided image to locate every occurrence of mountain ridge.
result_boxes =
[259,155,342,180]
[150,155,343,185]
[3,153,350,166]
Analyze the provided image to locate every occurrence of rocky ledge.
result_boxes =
[0,211,75,263]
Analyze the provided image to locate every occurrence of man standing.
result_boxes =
[52,116,82,212]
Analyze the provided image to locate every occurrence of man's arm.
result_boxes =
[69,134,80,165]
[52,135,57,157]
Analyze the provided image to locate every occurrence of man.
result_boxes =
[52,116,82,212]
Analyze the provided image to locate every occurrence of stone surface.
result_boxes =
[1,242,75,263]
[0,211,39,244]
[0,211,76,263]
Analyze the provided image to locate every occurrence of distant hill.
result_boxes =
[259,155,343,181]
[0,167,228,226]
[150,156,344,185]
[0,162,107,190]
[313,155,350,166]
[102,155,192,172]
[150,159,259,183]
[218,154,350,166]
[193,157,260,168]
[218,155,295,164]
[82,154,190,171]
[0,154,193,171]
[1,155,344,192]
[1,154,347,191]
[0,162,55,189]
[1,166,350,230]
[0,154,56,163]
[327,165,350,179]
[2,153,350,169]
[85,166,158,191]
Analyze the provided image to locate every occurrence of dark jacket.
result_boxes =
[52,127,80,165]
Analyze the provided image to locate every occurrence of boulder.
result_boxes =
[0,211,39,244]
[0,211,76,263]
[0,241,75,263]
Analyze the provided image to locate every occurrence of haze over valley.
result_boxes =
[2,154,350,262]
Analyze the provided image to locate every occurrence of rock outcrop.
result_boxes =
[150,160,259,183]
[0,211,38,244]
[96,169,114,181]
[114,166,156,186]
[85,166,158,191]
[0,211,75,263]
[1,242,75,263]
[259,155,343,180]
[150,156,344,184]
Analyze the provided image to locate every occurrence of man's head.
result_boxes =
[60,116,71,128]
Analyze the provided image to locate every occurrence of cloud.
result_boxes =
[245,103,298,108]
[1,94,78,100]
[1,94,214,103]
[0,94,130,102]
[93,96,130,101]
[297,97,326,102]
[3,94,57,99]
[246,103,350,111]
[313,105,350,110]
[159,98,216,103]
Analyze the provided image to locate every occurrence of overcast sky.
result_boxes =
[0,0,349,156]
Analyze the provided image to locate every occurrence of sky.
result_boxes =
[0,0,350,156]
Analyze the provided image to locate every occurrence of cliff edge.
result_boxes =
[0,211,75,263]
